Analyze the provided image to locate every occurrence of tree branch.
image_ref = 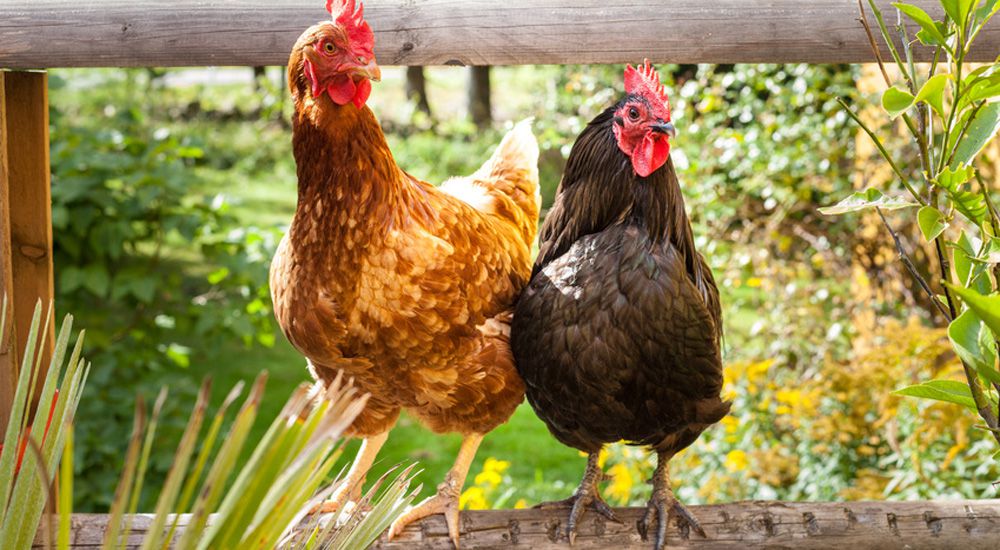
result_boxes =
[875,208,951,320]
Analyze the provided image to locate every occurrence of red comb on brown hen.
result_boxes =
[326,0,374,52]
[274,3,540,547]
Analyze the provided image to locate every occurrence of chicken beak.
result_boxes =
[649,121,677,138]
[353,59,382,82]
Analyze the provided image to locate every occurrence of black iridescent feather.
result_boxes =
[511,100,728,456]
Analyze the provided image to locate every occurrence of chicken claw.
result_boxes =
[387,434,483,549]
[637,454,706,550]
[534,451,620,545]
[309,432,388,516]
[388,477,462,546]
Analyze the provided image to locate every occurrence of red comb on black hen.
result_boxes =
[511,61,729,549]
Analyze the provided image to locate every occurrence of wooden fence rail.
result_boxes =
[35,500,1000,549]
[1,1,998,69]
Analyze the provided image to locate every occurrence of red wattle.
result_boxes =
[632,133,670,177]
[353,79,372,109]
[327,75,358,106]
[304,60,322,98]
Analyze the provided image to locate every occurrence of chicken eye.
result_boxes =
[357,55,368,64]
[628,106,640,120]
[323,42,336,54]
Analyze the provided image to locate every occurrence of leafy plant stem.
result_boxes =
[944,101,984,169]
[937,45,966,174]
[865,0,914,89]
[838,98,925,205]
[933,232,1000,441]
[875,208,950,320]
[858,0,893,85]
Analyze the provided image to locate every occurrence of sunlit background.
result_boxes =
[49,63,998,512]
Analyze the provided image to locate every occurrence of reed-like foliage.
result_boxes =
[0,299,90,550]
[0,296,414,549]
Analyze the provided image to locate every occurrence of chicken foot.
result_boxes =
[534,450,620,545]
[311,431,389,514]
[637,452,706,550]
[387,433,483,549]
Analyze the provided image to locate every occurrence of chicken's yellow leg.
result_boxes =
[313,431,389,514]
[387,433,483,548]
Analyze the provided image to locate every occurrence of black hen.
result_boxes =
[511,61,729,549]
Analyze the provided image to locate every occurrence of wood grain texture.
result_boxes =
[3,71,54,385]
[1,1,997,68]
[0,72,15,437]
[36,500,1000,549]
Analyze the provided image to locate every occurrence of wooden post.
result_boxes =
[1,71,55,434]
[0,71,14,435]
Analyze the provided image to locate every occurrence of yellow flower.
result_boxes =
[856,444,876,456]
[474,470,503,488]
[514,498,528,509]
[724,450,749,472]
[483,457,510,474]
[721,415,739,433]
[746,277,762,288]
[460,486,487,510]
[605,463,634,504]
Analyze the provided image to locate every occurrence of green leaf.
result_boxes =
[938,165,975,187]
[940,0,976,27]
[934,166,986,224]
[818,188,918,215]
[917,206,949,241]
[954,234,973,282]
[952,102,1000,168]
[949,309,1000,385]
[914,73,951,116]
[951,231,990,293]
[165,343,191,369]
[59,266,85,294]
[207,267,230,285]
[81,264,110,297]
[881,86,915,118]
[894,379,977,410]
[962,71,1000,108]
[894,3,947,45]
[946,283,1000,342]
[130,277,156,304]
[975,0,1000,24]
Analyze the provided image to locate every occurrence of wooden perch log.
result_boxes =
[1,1,998,68]
[40,500,1000,549]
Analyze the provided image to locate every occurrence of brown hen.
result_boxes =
[269,1,540,546]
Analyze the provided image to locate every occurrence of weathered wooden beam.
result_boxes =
[1,1,998,68]
[2,71,54,402]
[38,500,1000,549]
[0,71,14,436]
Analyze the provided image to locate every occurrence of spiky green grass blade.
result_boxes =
[102,397,147,550]
[0,302,42,529]
[176,374,267,550]
[120,388,168,544]
[142,380,213,550]
[58,428,73,550]
[0,302,89,550]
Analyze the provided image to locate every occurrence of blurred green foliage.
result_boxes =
[49,70,279,510]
